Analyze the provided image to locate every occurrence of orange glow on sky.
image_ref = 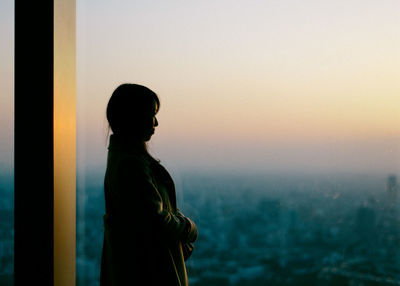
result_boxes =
[73,0,399,173]
[2,0,398,173]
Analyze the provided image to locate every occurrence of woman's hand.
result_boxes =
[182,242,194,261]
[177,210,198,243]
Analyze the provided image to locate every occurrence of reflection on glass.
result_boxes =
[76,1,400,285]
[0,0,14,285]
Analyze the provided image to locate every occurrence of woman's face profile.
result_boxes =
[143,115,158,141]
[142,103,159,142]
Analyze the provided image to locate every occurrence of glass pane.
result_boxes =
[0,0,14,285]
[77,1,400,285]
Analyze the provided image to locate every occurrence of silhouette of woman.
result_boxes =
[100,84,198,286]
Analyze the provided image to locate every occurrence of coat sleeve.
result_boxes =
[182,242,195,261]
[116,158,194,243]
[177,209,198,243]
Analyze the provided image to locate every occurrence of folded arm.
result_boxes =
[117,158,197,244]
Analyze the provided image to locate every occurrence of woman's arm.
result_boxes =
[117,158,195,243]
[177,210,198,243]
[182,242,194,261]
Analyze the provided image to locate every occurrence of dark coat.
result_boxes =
[100,135,198,286]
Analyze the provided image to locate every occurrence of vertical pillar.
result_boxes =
[15,1,54,285]
[54,0,76,285]
[15,0,76,285]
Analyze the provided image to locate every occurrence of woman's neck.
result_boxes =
[111,133,146,151]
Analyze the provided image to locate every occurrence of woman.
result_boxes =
[100,84,198,286]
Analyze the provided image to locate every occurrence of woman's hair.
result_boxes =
[106,84,160,160]
[107,83,160,137]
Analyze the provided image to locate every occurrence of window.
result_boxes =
[76,1,400,285]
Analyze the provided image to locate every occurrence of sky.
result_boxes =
[0,0,399,176]
[0,0,13,176]
[77,0,399,175]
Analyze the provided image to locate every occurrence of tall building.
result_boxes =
[386,175,398,203]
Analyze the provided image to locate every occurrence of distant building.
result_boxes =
[386,175,398,208]
[355,205,376,243]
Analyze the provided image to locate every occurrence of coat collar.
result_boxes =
[108,134,146,152]
[108,134,158,167]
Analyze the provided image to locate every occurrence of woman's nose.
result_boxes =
[154,117,158,127]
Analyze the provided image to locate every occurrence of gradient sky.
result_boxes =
[0,0,13,175]
[76,0,399,175]
[1,1,399,175]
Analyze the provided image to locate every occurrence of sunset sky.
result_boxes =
[0,0,13,175]
[1,0,399,175]
[76,0,399,174]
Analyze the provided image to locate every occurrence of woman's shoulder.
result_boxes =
[149,160,175,183]
[106,149,152,181]
[120,152,152,173]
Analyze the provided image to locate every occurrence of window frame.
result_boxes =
[14,0,76,285]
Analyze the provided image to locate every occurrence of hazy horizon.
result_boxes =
[1,0,399,175]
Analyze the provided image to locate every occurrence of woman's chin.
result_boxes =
[144,130,155,141]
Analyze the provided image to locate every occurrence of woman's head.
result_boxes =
[107,83,160,142]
